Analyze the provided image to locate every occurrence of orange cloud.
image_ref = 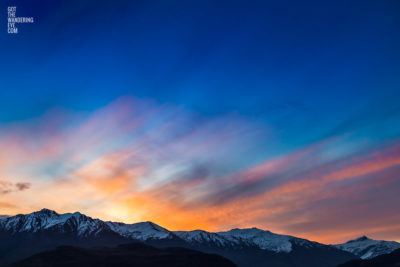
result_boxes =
[1,97,399,244]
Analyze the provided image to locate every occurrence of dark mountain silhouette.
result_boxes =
[338,247,400,267]
[7,243,236,267]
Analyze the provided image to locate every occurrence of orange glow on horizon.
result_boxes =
[1,99,399,244]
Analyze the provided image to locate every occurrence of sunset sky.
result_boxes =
[1,0,400,244]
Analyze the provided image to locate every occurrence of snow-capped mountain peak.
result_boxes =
[173,227,298,252]
[37,208,58,216]
[174,230,228,246]
[217,227,293,252]
[106,220,173,240]
[351,235,370,242]
[335,236,400,259]
[0,209,108,236]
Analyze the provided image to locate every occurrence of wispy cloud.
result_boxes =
[0,181,31,194]
[0,96,399,243]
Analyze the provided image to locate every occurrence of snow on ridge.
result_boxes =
[217,227,293,252]
[106,221,172,240]
[0,209,107,236]
[173,228,318,252]
[174,230,228,246]
[335,236,400,259]
[0,209,173,240]
[0,209,308,253]
[0,209,344,254]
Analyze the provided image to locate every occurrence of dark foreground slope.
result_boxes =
[0,227,132,266]
[174,242,357,267]
[338,248,400,267]
[7,243,236,267]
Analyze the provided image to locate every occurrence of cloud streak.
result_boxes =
[0,96,399,243]
[0,181,31,194]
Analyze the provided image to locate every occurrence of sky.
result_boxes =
[0,0,400,244]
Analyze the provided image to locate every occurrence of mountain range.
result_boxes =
[1,209,399,267]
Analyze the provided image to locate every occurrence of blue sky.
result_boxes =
[1,0,400,153]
